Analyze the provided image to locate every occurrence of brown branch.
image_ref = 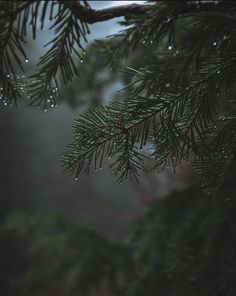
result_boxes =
[74,3,145,24]
[69,1,236,26]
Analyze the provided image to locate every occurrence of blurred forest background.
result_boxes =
[0,1,219,296]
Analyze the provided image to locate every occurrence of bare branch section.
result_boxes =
[67,1,236,25]
[73,3,145,24]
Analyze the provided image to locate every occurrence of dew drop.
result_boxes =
[213,42,217,46]
[80,59,84,63]
[165,83,171,88]
[168,45,172,50]
[25,58,29,63]
[44,109,47,112]
[75,177,78,181]
[4,101,7,106]
[221,116,226,121]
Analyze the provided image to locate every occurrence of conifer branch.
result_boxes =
[1,0,236,199]
[68,1,236,25]
[71,3,145,24]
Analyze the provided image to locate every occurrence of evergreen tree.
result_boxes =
[1,1,236,295]
[0,0,235,199]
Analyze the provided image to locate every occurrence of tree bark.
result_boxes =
[74,3,145,24]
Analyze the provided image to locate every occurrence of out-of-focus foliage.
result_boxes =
[62,40,157,109]
[60,42,121,109]
[129,188,236,296]
[2,187,236,296]
[0,212,132,296]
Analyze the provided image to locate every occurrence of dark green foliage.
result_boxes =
[61,1,236,200]
[1,0,236,197]
[2,2,236,295]
[0,0,91,109]
[0,212,132,295]
[129,188,236,296]
[2,188,236,295]
[62,42,123,108]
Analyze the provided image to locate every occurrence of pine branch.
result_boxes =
[0,1,35,106]
[70,3,145,24]
[28,0,91,109]
[0,73,26,107]
[193,116,236,200]
[69,1,236,25]
[62,96,169,182]
[101,1,236,66]
[0,0,92,108]
[1,0,236,199]
[63,45,236,199]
